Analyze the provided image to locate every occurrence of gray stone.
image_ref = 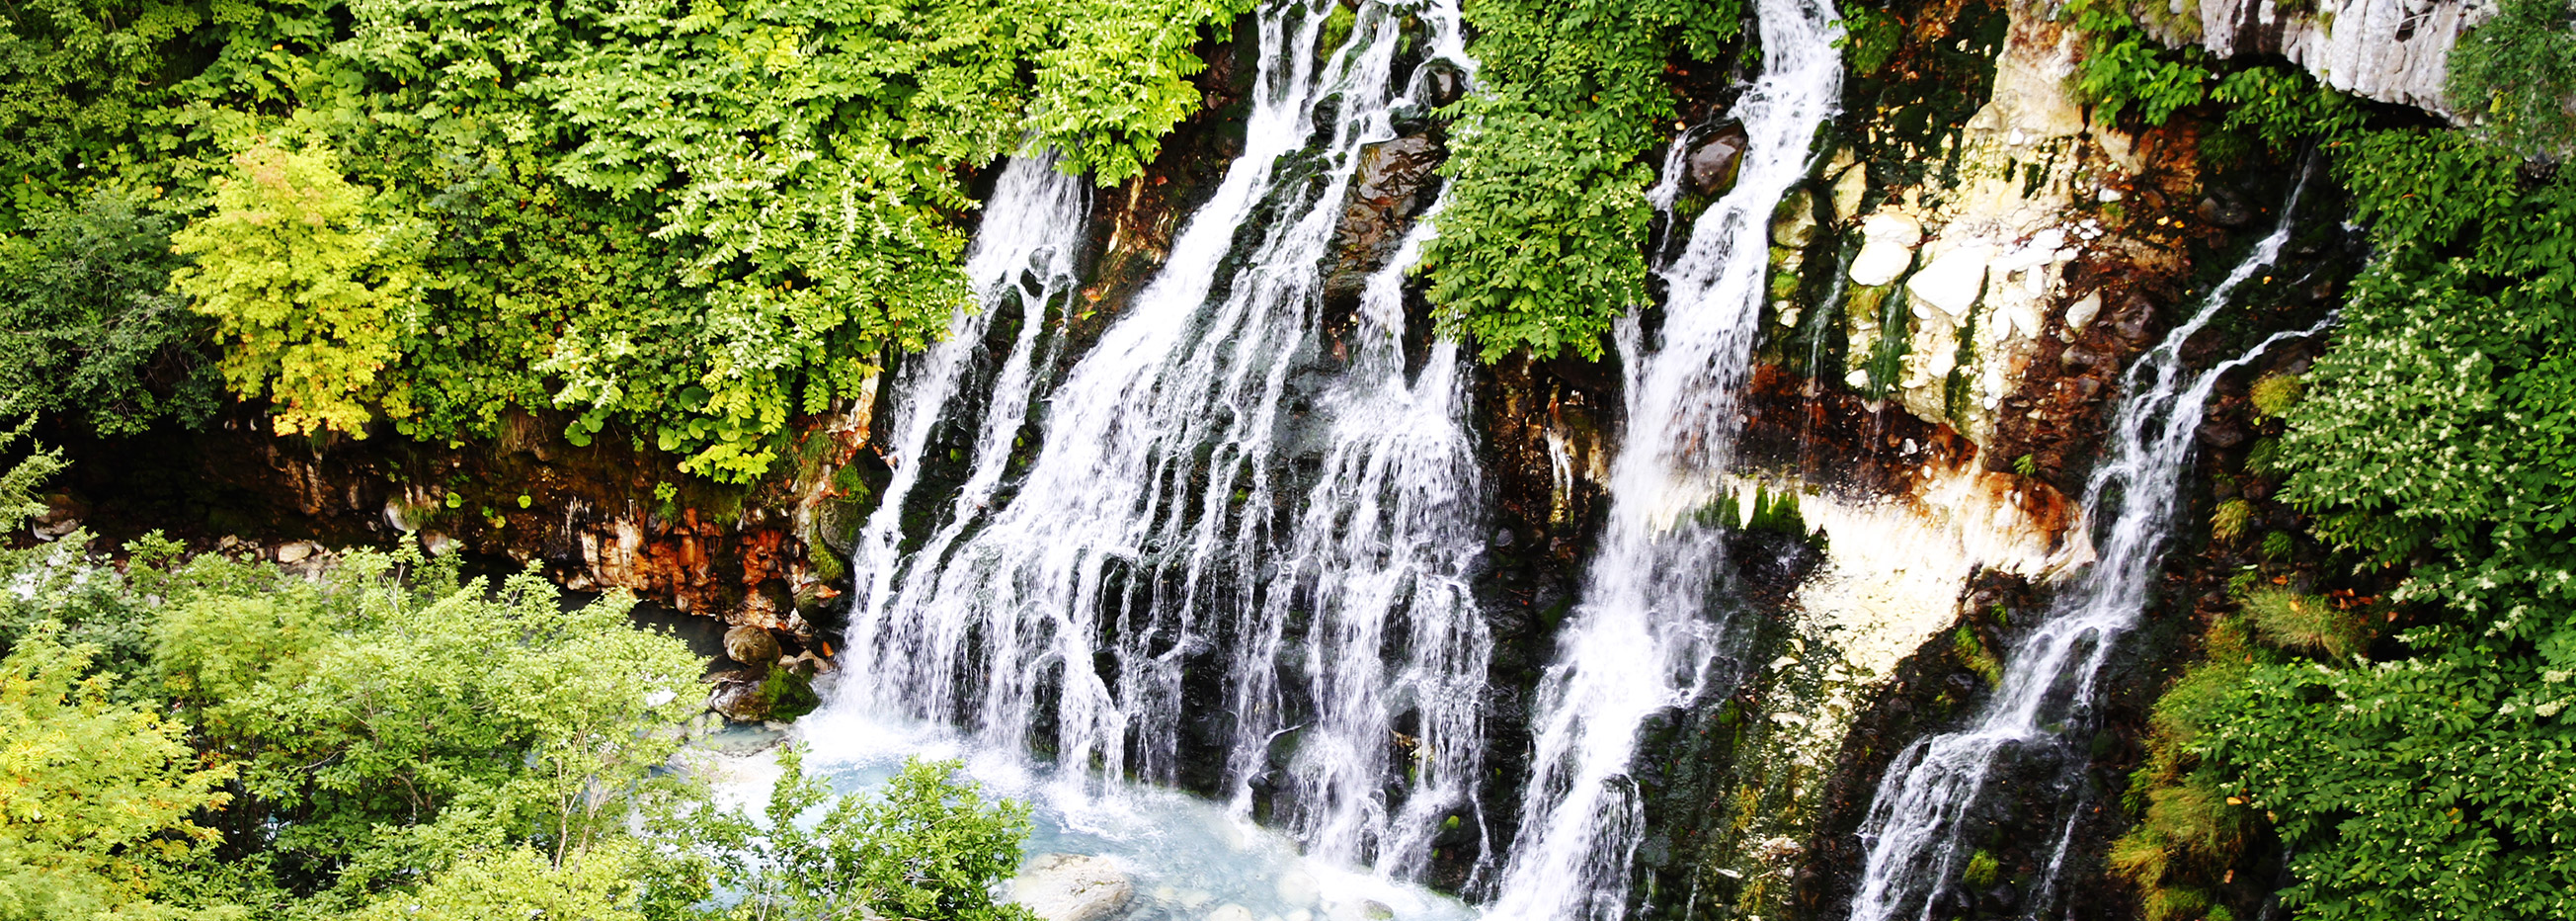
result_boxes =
[1009,854,1134,921]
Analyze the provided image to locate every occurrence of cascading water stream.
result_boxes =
[1481,0,1843,916]
[836,0,1490,880]
[845,152,1088,645]
[1845,175,2327,921]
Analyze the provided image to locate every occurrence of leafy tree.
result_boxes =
[0,191,219,435]
[0,638,234,921]
[149,549,701,906]
[663,749,1040,921]
[1419,0,1743,362]
[347,843,649,921]
[2448,0,2576,156]
[169,137,424,438]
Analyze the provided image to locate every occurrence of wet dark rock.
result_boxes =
[2197,191,2251,226]
[1322,134,1446,306]
[2197,419,2246,449]
[1687,122,1751,196]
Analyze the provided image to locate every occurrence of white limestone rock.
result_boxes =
[2138,0,2494,117]
[1848,213,1922,287]
[1010,854,1134,921]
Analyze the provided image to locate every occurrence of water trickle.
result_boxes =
[837,0,1489,881]
[1844,175,2329,921]
[1481,0,1844,916]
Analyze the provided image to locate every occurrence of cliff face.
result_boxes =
[2135,0,2493,114]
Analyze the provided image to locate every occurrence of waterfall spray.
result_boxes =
[837,0,1490,879]
[1845,175,2328,921]
[1482,0,1844,916]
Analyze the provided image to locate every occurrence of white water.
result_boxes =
[845,152,1088,645]
[1845,179,2323,921]
[838,0,1489,882]
[1480,0,1844,916]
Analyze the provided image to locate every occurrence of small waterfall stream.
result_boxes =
[1481,0,1843,916]
[1844,179,2326,921]
[836,0,1489,884]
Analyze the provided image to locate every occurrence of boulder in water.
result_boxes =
[1205,905,1254,921]
[1686,121,1750,195]
[723,626,781,667]
[1009,854,1134,921]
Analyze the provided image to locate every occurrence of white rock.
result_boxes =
[1207,907,1255,921]
[276,542,316,563]
[1010,854,1134,921]
[2064,292,2105,331]
[1274,870,1321,907]
[1847,213,1922,287]
[1905,242,1995,318]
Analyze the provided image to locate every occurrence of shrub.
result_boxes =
[2239,587,2370,659]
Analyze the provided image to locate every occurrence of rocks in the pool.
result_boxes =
[1205,906,1253,921]
[1272,870,1320,907]
[1360,901,1395,920]
[1010,854,1134,921]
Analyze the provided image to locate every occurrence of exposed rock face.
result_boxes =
[1009,854,1135,921]
[2134,0,2495,116]
[1323,133,1446,304]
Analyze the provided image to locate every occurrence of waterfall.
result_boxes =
[845,152,1088,650]
[1481,0,1844,916]
[838,0,1491,880]
[1844,176,2324,921]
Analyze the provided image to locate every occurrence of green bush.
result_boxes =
[1419,0,1743,362]
[0,191,219,435]
[2447,0,2576,155]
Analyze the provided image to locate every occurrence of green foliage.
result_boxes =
[2447,0,2576,155]
[1420,0,1744,362]
[0,418,64,534]
[2212,496,2254,543]
[2152,128,2576,921]
[2248,372,2303,418]
[150,549,701,902]
[170,138,424,438]
[663,749,1039,921]
[1963,848,2000,888]
[2013,453,2039,477]
[1952,626,2002,687]
[2238,587,2372,660]
[0,191,219,435]
[2066,0,2212,127]
[346,843,648,921]
[2065,0,2363,156]
[0,530,1050,918]
[0,638,233,921]
[1840,5,1903,77]
[2,0,1247,480]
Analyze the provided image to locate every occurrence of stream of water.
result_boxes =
[835,0,1489,886]
[1844,177,2324,921]
[1479,0,1844,917]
